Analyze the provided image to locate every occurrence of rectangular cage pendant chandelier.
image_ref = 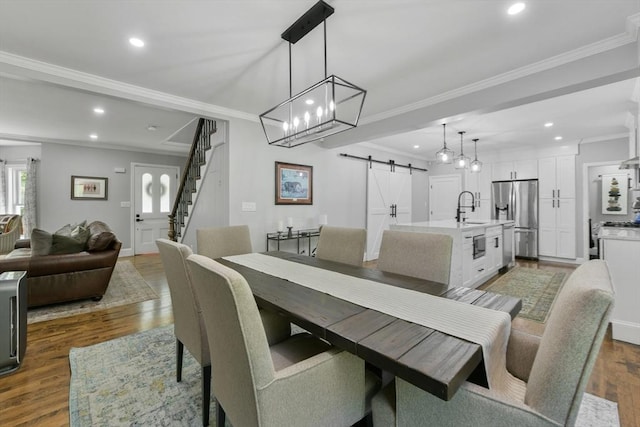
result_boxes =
[259,1,366,148]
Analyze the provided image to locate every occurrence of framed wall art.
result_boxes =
[601,173,627,215]
[71,175,108,200]
[275,162,313,205]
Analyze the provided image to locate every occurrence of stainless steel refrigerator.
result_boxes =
[492,179,538,259]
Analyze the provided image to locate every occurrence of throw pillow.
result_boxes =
[87,221,116,251]
[50,230,90,255]
[31,228,53,256]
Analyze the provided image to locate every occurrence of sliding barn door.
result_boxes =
[366,163,412,261]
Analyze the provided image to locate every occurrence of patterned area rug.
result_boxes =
[485,267,567,322]
[69,326,620,427]
[28,260,158,324]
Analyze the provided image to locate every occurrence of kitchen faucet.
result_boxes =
[456,191,476,223]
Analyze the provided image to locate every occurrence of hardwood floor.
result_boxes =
[0,255,638,426]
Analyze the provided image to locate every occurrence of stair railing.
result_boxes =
[168,118,216,241]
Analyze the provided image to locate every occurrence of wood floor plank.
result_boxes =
[0,255,638,426]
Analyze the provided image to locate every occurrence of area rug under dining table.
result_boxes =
[68,325,620,426]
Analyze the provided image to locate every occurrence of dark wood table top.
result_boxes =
[217,251,521,401]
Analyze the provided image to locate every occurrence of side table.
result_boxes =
[266,228,320,256]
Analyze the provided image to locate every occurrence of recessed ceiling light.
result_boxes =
[544,122,553,127]
[413,145,420,149]
[555,136,563,141]
[129,37,145,48]
[507,2,526,15]
[93,107,104,114]
[147,125,158,131]
[305,99,314,105]
[89,134,98,140]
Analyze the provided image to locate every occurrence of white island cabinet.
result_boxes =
[391,219,514,288]
[598,227,640,345]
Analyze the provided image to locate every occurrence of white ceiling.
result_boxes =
[0,0,638,157]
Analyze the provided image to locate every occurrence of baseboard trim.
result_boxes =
[119,248,134,257]
[611,320,640,345]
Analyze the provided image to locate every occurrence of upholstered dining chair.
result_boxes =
[186,254,380,427]
[376,230,453,285]
[156,239,292,426]
[372,260,615,427]
[315,225,367,267]
[196,225,252,260]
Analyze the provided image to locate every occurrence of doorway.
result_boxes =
[428,174,461,221]
[366,163,412,261]
[132,163,179,254]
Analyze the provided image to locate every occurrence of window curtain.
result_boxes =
[0,160,6,213]
[24,157,38,237]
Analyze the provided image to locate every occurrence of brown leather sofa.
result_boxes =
[0,221,121,307]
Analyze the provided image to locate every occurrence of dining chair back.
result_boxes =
[155,238,211,426]
[315,225,366,267]
[376,230,453,285]
[196,225,252,260]
[372,259,615,427]
[187,254,377,427]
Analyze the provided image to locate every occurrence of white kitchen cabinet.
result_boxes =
[538,155,576,259]
[465,166,492,220]
[485,226,503,274]
[599,237,640,345]
[538,155,576,199]
[539,198,576,258]
[492,159,537,181]
[462,234,474,287]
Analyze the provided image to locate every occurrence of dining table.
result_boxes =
[217,251,521,401]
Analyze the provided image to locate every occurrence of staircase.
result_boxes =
[168,118,217,241]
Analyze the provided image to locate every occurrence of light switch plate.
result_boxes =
[120,201,131,208]
[242,202,257,212]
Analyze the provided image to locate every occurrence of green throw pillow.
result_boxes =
[50,227,90,255]
[31,228,53,256]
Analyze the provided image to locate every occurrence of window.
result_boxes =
[7,164,27,215]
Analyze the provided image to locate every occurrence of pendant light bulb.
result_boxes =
[454,131,470,170]
[436,123,455,164]
[470,138,483,173]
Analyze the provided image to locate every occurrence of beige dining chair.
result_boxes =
[186,254,380,427]
[196,225,252,260]
[315,225,367,267]
[376,230,453,285]
[156,238,292,426]
[372,259,615,427]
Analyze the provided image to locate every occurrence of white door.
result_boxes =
[428,175,461,221]
[133,164,179,254]
[366,164,412,261]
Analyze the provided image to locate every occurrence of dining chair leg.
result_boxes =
[202,365,211,426]
[176,339,184,382]
[216,400,226,427]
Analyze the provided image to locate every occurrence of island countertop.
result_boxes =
[597,227,640,241]
[394,219,514,232]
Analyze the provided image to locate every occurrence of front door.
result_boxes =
[133,164,179,254]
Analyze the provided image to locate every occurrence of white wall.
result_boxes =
[219,118,429,252]
[39,143,185,250]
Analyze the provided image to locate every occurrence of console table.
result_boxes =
[266,228,320,256]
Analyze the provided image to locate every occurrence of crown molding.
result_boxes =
[0,132,188,155]
[364,24,639,125]
[0,51,259,123]
[627,13,640,40]
[580,132,629,145]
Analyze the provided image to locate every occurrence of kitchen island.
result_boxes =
[391,219,515,288]
[598,226,640,345]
